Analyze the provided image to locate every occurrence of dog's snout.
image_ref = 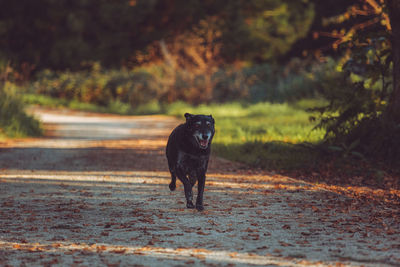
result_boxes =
[201,133,210,140]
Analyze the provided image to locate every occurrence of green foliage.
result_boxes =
[312,74,388,141]
[29,63,163,108]
[312,34,400,163]
[214,0,315,62]
[22,93,162,115]
[212,60,322,103]
[245,1,315,60]
[28,59,328,108]
[0,83,42,138]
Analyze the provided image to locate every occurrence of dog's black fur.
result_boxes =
[166,113,215,211]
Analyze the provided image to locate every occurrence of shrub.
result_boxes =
[29,59,331,108]
[311,37,400,164]
[30,64,164,108]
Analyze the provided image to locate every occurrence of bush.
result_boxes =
[31,64,163,108]
[311,38,400,164]
[28,59,333,108]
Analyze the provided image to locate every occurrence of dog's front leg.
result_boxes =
[196,173,206,211]
[169,171,177,191]
[183,182,195,209]
[176,169,194,208]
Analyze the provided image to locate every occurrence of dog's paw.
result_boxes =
[186,201,195,209]
[169,182,176,191]
[196,204,204,211]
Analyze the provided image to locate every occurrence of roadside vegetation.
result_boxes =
[0,83,42,138]
[23,59,329,109]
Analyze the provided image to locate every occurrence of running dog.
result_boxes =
[166,113,215,211]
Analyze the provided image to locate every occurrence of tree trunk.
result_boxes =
[386,0,400,122]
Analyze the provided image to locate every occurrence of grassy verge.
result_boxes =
[0,85,42,138]
[165,100,326,170]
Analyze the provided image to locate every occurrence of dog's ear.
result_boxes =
[208,115,214,123]
[184,113,193,121]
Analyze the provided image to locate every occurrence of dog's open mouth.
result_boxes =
[196,137,209,149]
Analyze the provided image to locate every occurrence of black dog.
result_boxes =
[166,113,215,211]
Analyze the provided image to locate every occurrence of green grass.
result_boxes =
[166,101,326,170]
[0,86,42,138]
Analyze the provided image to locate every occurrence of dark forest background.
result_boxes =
[0,0,350,70]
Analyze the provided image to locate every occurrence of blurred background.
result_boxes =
[1,0,398,183]
[1,0,383,104]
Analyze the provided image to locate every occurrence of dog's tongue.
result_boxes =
[199,139,208,148]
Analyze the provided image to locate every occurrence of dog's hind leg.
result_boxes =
[169,171,177,191]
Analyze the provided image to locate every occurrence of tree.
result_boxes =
[309,0,399,122]
[386,0,400,122]
[309,0,400,163]
[0,0,316,71]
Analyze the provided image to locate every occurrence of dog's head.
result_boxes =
[185,113,215,150]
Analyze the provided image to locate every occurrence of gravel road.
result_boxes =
[0,108,399,267]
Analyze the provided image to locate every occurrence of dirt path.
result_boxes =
[0,108,399,267]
